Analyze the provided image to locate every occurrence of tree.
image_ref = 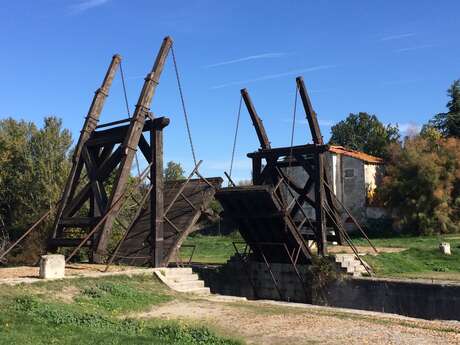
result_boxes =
[329,112,400,158]
[379,136,460,235]
[428,80,460,137]
[164,161,185,181]
[0,117,72,239]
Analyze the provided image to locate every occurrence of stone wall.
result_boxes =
[194,260,460,321]
[194,258,311,303]
[322,277,460,321]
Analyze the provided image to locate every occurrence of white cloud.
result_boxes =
[211,65,337,90]
[204,53,288,68]
[395,44,434,53]
[70,0,110,13]
[380,33,416,41]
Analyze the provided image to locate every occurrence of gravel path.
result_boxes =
[137,297,460,345]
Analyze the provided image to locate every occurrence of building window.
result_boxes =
[344,168,355,178]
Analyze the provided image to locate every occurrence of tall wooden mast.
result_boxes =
[51,54,121,243]
[94,37,173,261]
[241,88,271,150]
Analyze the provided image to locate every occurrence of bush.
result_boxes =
[380,136,460,235]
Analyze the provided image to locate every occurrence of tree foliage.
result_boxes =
[428,80,460,138]
[380,136,460,235]
[164,161,185,181]
[0,117,72,239]
[329,112,400,158]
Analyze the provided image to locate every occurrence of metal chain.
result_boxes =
[229,95,243,182]
[119,60,141,178]
[171,44,198,167]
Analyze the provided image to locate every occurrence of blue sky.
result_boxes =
[1,1,459,182]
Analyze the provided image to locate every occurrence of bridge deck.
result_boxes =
[115,177,222,266]
[215,185,312,263]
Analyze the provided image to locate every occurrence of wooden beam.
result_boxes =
[252,157,262,185]
[296,76,323,145]
[241,88,271,150]
[95,36,173,262]
[51,54,121,242]
[62,146,122,217]
[87,117,170,147]
[247,144,328,159]
[151,127,164,267]
[314,152,327,256]
[138,134,152,163]
[60,217,101,226]
[82,147,108,215]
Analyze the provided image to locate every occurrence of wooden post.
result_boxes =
[252,157,262,185]
[151,128,164,267]
[314,151,327,256]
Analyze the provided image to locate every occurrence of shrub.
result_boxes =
[380,136,460,235]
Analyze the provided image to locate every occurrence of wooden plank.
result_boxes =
[114,177,222,266]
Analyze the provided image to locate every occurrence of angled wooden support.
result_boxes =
[50,54,121,246]
[296,76,323,145]
[94,37,173,261]
[241,88,271,150]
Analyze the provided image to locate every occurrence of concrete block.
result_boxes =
[440,242,451,255]
[39,254,65,279]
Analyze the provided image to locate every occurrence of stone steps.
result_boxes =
[334,254,370,277]
[155,267,210,295]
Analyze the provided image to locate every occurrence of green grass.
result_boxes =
[0,275,242,345]
[180,233,244,264]
[352,234,460,280]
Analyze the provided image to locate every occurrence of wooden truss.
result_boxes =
[49,37,173,265]
[240,77,345,256]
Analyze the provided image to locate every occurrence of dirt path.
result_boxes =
[328,245,406,254]
[136,297,460,345]
[0,264,155,285]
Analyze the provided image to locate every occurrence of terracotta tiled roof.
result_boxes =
[328,145,384,164]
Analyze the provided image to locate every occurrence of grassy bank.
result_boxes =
[353,234,460,280]
[0,275,242,345]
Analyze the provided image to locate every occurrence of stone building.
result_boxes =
[288,145,386,229]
